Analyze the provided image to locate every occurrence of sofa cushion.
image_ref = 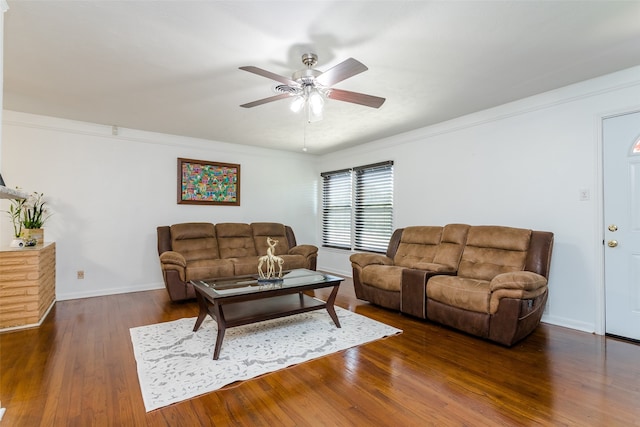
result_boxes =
[251,222,290,255]
[394,226,443,268]
[362,265,404,292]
[432,224,470,270]
[170,223,220,262]
[216,223,258,258]
[457,226,532,281]
[185,259,234,281]
[230,256,261,275]
[427,275,491,313]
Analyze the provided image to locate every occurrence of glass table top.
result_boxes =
[191,269,342,298]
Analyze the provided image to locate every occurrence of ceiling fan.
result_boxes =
[239,53,385,120]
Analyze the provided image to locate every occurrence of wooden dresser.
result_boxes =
[0,242,56,331]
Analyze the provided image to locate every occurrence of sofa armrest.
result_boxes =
[349,253,393,268]
[489,271,548,314]
[160,251,187,267]
[159,251,187,282]
[490,271,547,292]
[288,244,318,258]
[401,269,455,318]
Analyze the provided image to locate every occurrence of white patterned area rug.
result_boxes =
[130,306,402,411]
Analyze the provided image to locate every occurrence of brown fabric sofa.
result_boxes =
[350,224,553,346]
[157,222,318,301]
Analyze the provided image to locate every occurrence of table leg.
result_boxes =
[212,325,226,360]
[325,284,341,328]
[212,301,226,360]
[193,291,209,332]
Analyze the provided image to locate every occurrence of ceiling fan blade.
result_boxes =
[239,66,299,87]
[315,58,368,87]
[240,93,292,108]
[327,89,386,109]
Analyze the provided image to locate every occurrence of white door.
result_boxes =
[603,111,640,341]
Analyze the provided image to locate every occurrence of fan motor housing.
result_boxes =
[292,68,322,85]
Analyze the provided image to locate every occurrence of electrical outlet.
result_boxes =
[77,270,85,279]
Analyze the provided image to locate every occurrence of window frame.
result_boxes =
[321,161,394,253]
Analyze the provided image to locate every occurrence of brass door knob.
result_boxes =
[608,224,618,232]
[608,240,618,248]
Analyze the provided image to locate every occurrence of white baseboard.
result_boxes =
[317,266,352,278]
[0,407,6,422]
[57,282,165,301]
[541,314,597,334]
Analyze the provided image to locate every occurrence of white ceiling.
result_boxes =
[4,1,640,154]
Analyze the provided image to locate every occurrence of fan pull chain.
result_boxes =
[303,122,308,152]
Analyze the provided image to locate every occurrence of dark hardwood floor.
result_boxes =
[1,277,639,426]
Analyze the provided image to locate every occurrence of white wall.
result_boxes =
[3,66,640,334]
[316,66,640,334]
[0,112,319,300]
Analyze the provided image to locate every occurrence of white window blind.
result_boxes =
[321,169,352,249]
[321,161,393,253]
[354,162,394,252]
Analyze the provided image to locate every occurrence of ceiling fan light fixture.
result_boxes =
[308,90,324,115]
[307,102,323,123]
[290,85,325,121]
[290,96,305,113]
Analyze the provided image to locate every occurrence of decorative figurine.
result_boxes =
[258,237,284,281]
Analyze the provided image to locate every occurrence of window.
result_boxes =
[322,161,394,253]
[321,169,352,249]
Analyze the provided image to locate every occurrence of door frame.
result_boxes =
[596,107,640,335]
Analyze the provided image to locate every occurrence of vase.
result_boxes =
[21,228,44,245]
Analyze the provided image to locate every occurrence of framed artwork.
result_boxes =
[177,158,240,205]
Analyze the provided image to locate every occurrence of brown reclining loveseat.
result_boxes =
[157,222,318,301]
[350,224,553,346]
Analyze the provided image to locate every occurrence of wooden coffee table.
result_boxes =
[190,269,343,359]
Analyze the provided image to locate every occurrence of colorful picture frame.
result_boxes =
[177,158,240,205]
